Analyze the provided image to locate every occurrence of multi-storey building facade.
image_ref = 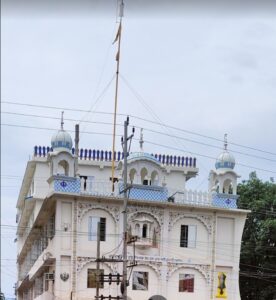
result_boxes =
[16,121,248,300]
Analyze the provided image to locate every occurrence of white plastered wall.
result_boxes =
[168,217,210,262]
[78,208,118,258]
[33,162,50,199]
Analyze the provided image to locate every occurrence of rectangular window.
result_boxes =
[179,274,194,292]
[87,269,104,288]
[180,225,197,248]
[132,271,148,290]
[88,217,106,241]
[180,225,188,247]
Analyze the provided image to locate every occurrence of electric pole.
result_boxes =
[95,117,135,300]
[122,117,129,300]
[96,222,101,299]
[121,116,135,299]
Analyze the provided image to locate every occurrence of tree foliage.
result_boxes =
[238,172,276,300]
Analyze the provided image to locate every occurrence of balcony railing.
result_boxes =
[167,189,211,206]
[80,177,121,197]
[51,176,238,209]
[18,216,55,281]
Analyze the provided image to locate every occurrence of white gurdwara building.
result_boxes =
[16,122,248,300]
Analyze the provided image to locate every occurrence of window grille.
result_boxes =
[87,269,104,288]
[88,217,106,241]
[47,215,55,239]
[132,271,149,290]
[34,276,44,298]
[180,225,197,248]
[142,224,147,238]
[180,225,188,247]
[179,274,194,292]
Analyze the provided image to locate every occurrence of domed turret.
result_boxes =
[215,151,235,170]
[51,112,73,152]
[209,133,239,200]
[215,134,235,170]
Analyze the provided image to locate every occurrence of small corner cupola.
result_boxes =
[209,133,239,198]
[118,128,163,188]
[209,134,239,209]
[51,111,73,152]
[215,134,235,171]
[48,112,75,178]
[127,128,160,166]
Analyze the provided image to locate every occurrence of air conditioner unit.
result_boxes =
[44,273,55,281]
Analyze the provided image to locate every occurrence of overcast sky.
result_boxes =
[1,0,276,296]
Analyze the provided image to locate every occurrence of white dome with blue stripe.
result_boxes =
[215,151,235,169]
[51,112,73,151]
[51,130,73,151]
[215,134,235,170]
[128,152,160,165]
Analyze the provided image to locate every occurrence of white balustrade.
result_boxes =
[168,188,211,206]
[80,178,211,206]
[80,178,121,197]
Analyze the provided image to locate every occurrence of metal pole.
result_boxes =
[96,222,101,299]
[122,117,128,300]
[111,20,122,193]
[74,124,79,177]
[210,211,217,300]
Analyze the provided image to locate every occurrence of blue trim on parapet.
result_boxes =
[54,176,81,194]
[120,183,168,202]
[34,146,197,168]
[212,193,238,209]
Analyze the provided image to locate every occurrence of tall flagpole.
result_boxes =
[111,1,124,193]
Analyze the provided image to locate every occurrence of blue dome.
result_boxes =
[215,151,235,170]
[51,129,73,151]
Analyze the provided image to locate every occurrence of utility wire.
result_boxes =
[141,139,276,174]
[2,100,276,157]
[1,111,123,128]
[3,111,276,163]
[2,123,276,174]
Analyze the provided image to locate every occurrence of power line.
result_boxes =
[142,139,276,174]
[3,111,276,163]
[2,100,276,157]
[1,111,123,128]
[1,123,115,136]
[2,224,276,250]
[2,123,276,174]
[119,74,276,158]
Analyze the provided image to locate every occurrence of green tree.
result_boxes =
[238,172,276,300]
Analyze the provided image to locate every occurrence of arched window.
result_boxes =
[142,224,147,238]
[57,160,69,176]
[151,171,159,186]
[215,180,219,193]
[141,168,149,185]
[129,168,137,184]
[135,224,140,236]
[223,179,233,194]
